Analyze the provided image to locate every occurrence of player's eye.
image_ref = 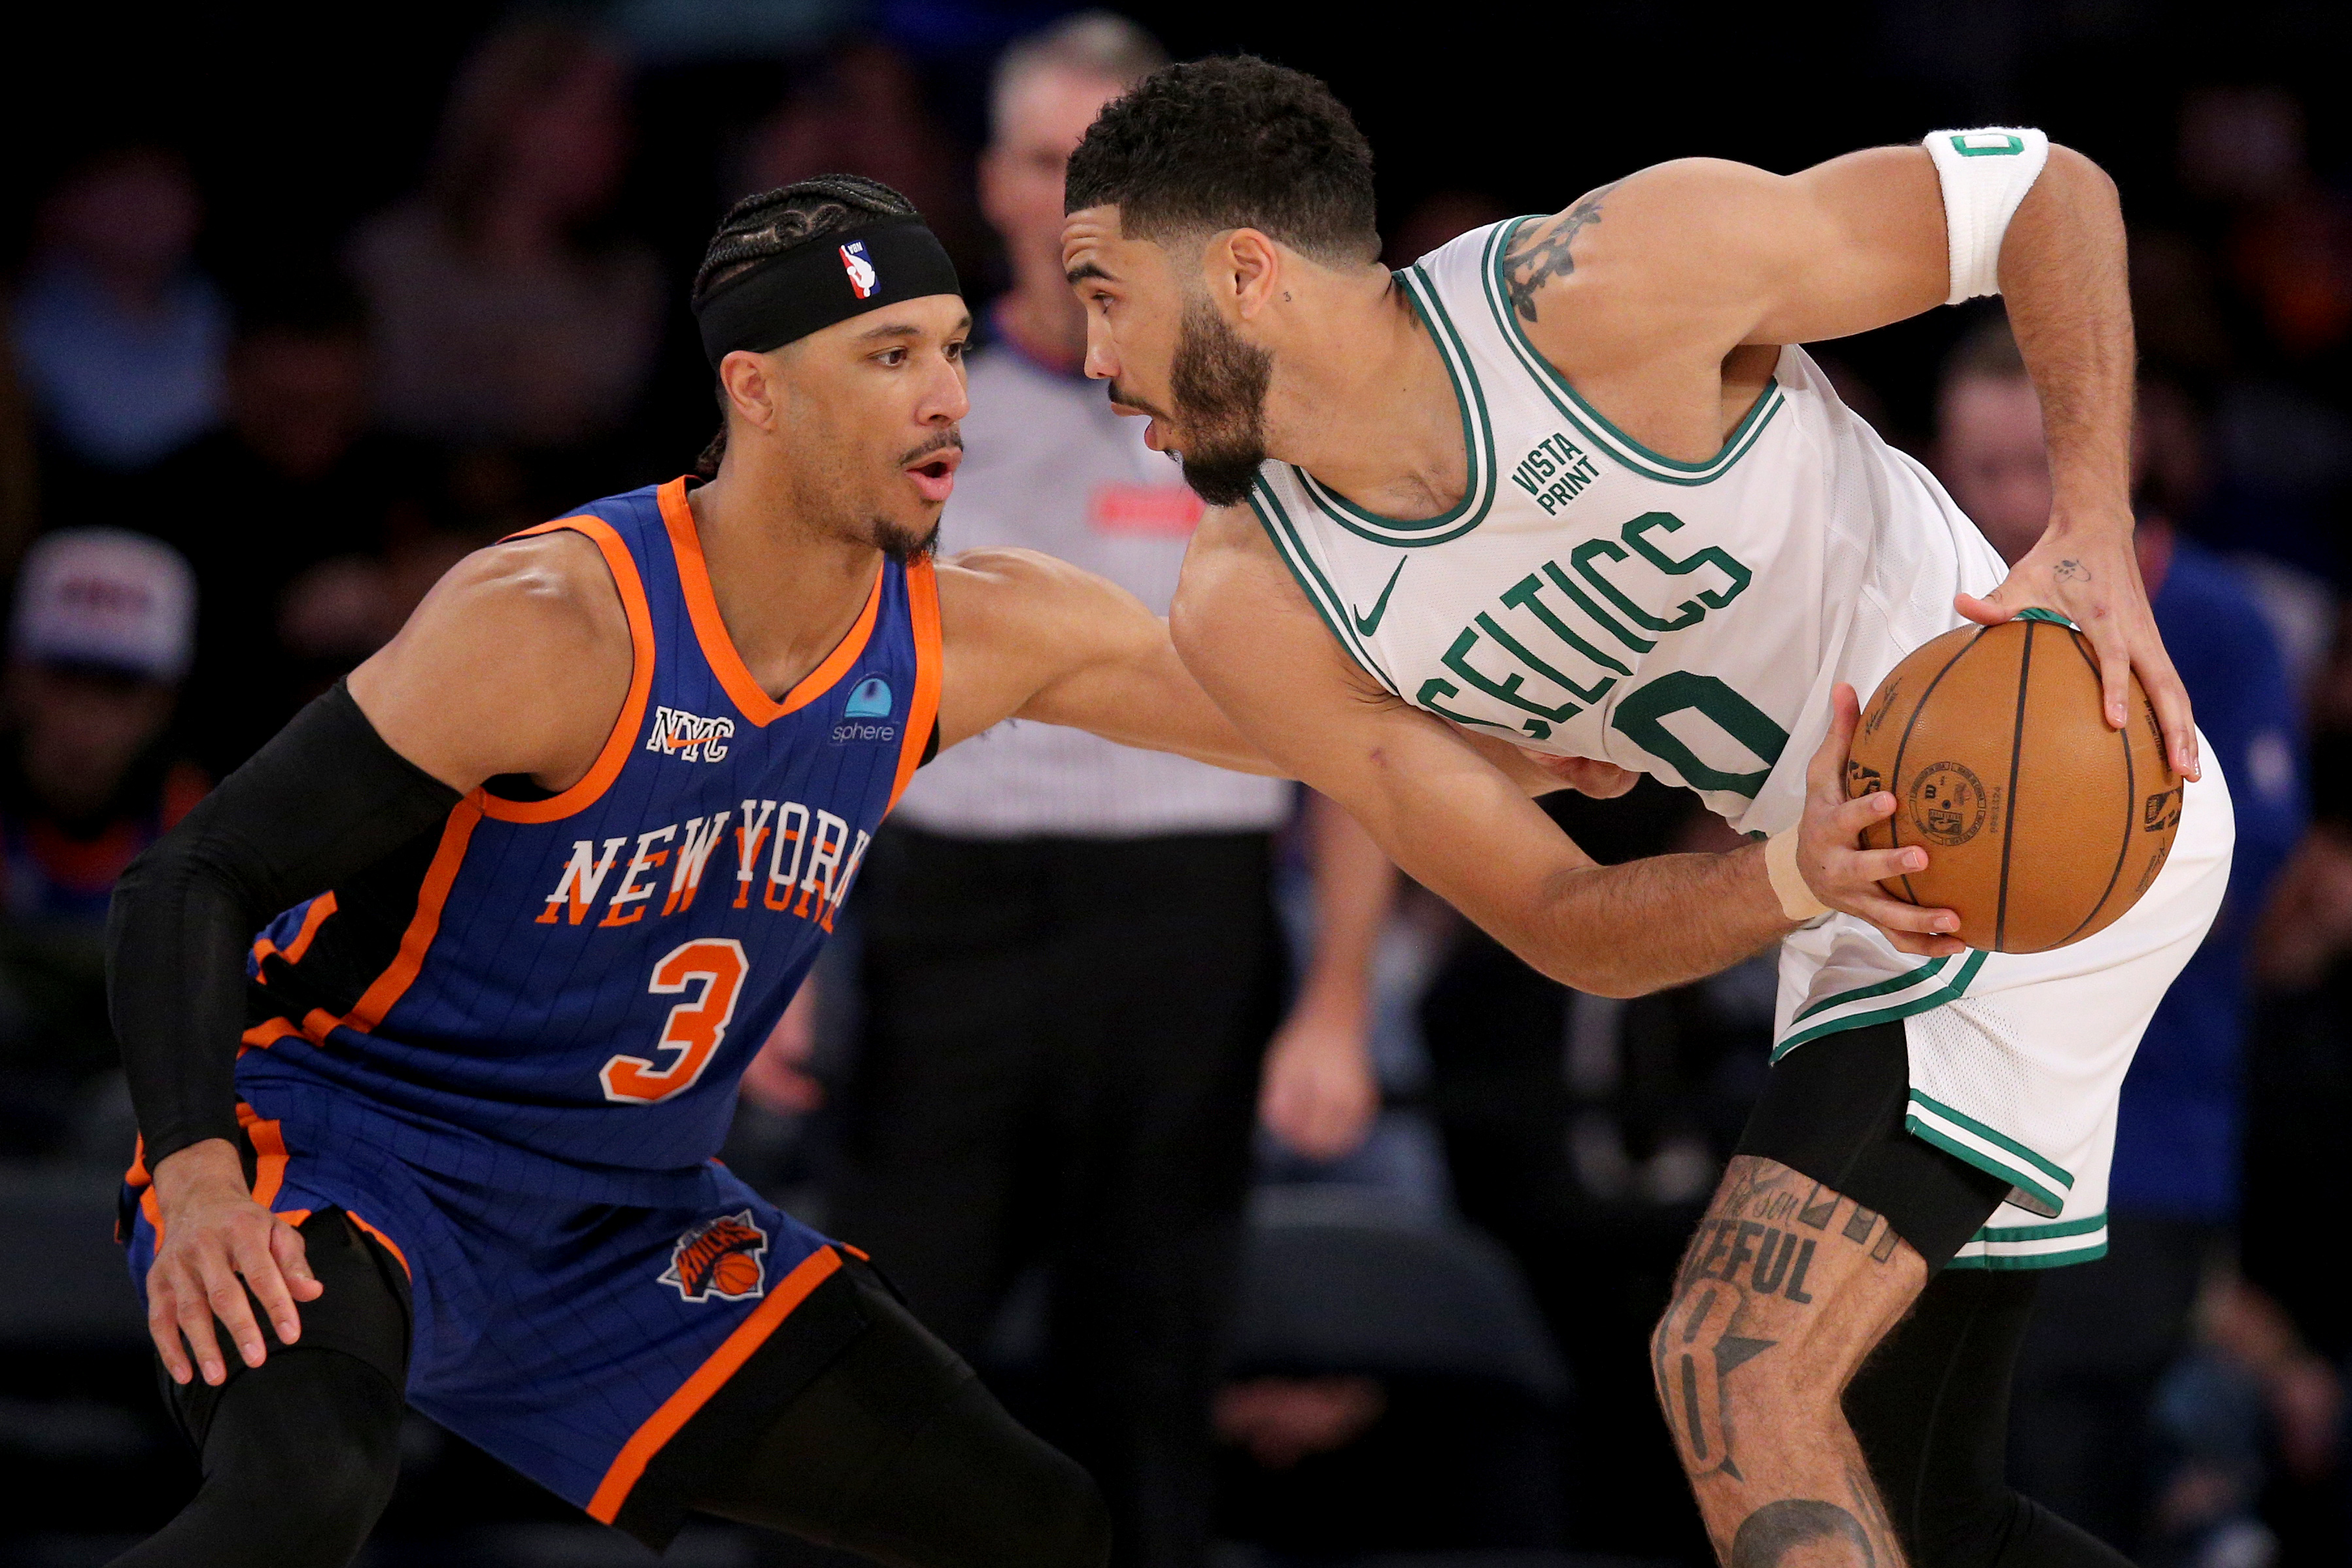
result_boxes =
[875,347,908,367]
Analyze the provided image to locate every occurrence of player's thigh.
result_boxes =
[700,1261,1110,1568]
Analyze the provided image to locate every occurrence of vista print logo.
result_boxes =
[840,242,878,299]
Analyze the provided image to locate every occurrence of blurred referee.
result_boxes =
[828,16,1395,1567]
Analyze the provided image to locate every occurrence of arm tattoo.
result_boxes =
[2054,558,2088,581]
[1503,182,1619,323]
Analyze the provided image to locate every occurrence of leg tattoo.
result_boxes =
[1652,1157,1924,1567]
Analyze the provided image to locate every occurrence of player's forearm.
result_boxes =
[1296,791,1397,1014]
[109,685,463,1168]
[1996,146,2134,528]
[1514,843,1791,998]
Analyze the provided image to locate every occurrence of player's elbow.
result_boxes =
[2041,142,2119,211]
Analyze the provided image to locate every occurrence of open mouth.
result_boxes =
[904,446,962,503]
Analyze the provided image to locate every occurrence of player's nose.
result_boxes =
[1082,316,1118,382]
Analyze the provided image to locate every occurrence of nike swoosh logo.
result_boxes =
[1352,558,1406,636]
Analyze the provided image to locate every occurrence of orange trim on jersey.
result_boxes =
[240,1105,292,1210]
[887,556,944,813]
[656,477,884,726]
[254,891,341,972]
[240,1017,306,1053]
[477,515,658,825]
[277,1208,312,1231]
[339,799,484,1035]
[585,1245,845,1525]
[347,1212,413,1279]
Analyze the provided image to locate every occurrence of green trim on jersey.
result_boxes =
[1771,950,1988,1060]
[1948,1211,2110,1271]
[1905,1088,2073,1217]
[1291,269,1499,547]
[1247,481,1403,696]
[1481,217,1786,486]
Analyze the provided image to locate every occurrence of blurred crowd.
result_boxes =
[1,7,2350,1568]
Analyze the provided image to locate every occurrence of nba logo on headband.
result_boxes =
[840,242,878,299]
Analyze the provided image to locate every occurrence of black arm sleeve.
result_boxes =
[107,683,464,1168]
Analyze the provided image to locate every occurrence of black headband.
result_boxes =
[695,216,963,366]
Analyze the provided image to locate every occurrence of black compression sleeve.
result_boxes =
[107,683,463,1168]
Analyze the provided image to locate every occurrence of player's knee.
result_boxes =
[201,1351,404,1561]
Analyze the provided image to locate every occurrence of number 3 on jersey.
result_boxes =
[600,938,749,1104]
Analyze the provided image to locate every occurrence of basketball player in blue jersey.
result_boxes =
[1056,60,2232,1568]
[103,176,1280,1568]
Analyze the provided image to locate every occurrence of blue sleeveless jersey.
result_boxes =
[234,477,940,1200]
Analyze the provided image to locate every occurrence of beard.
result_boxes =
[1165,297,1273,508]
[872,516,940,566]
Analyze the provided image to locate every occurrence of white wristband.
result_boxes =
[1924,127,2051,305]
[1765,827,1830,923]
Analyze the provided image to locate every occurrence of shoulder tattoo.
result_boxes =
[1503,181,1619,324]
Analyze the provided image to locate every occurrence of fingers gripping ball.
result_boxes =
[1844,617,2180,953]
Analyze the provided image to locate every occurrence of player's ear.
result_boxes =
[1214,228,1284,322]
[718,349,785,435]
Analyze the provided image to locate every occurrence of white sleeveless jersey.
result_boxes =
[1252,218,2009,837]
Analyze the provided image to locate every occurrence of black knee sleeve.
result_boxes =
[1847,1270,2131,1568]
[109,1347,405,1568]
[699,1261,1111,1568]
[113,1210,411,1568]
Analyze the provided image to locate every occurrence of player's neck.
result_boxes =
[685,466,889,702]
[1261,273,1465,521]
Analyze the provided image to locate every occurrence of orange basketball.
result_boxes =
[1844,616,2181,953]
[711,1250,763,1297]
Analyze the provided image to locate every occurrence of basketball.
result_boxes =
[1845,616,2182,954]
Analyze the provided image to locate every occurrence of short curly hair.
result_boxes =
[1064,56,1378,263]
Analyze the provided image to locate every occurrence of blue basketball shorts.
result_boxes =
[123,1099,851,1542]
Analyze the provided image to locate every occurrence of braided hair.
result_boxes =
[691,175,921,478]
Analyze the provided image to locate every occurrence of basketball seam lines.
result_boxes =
[2051,629,2132,949]
[1993,622,2034,951]
[1885,630,1985,909]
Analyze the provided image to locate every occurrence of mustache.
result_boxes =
[1104,381,1167,419]
[896,430,964,467]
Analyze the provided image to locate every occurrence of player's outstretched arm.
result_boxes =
[113,532,632,1386]
[1171,513,1958,997]
[931,545,1282,773]
[1510,140,2195,780]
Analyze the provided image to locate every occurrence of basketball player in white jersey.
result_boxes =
[1059,58,2234,1568]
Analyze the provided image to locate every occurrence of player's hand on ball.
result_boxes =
[146,1139,322,1386]
[1956,517,2200,782]
[1798,683,1967,958]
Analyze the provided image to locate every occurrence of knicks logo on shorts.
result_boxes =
[659,1210,769,1302]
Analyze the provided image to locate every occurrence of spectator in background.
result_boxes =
[9,148,226,481]
[141,283,452,779]
[1933,320,2312,1558]
[738,37,984,287]
[0,530,202,1157]
[347,18,660,452]
[823,18,1394,1568]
